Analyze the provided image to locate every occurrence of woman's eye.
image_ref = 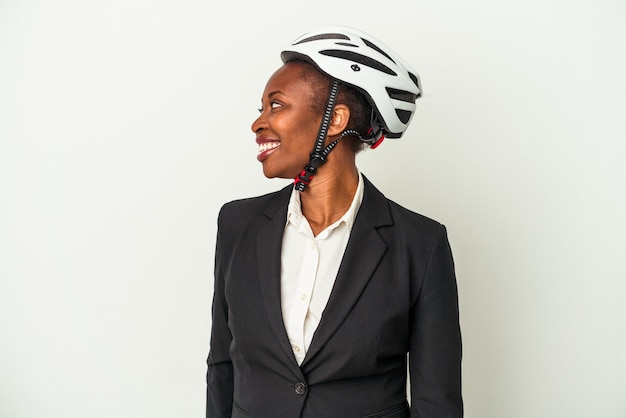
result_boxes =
[258,101,282,113]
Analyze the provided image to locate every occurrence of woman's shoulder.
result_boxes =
[362,175,443,232]
[217,184,292,227]
[386,198,442,230]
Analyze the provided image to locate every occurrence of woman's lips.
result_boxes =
[257,141,280,162]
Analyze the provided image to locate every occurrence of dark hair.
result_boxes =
[289,60,371,153]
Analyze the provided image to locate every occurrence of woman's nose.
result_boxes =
[251,111,266,133]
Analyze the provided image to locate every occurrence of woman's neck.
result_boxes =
[299,163,359,236]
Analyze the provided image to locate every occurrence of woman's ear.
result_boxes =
[327,104,350,137]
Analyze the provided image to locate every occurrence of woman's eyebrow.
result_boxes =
[267,90,284,99]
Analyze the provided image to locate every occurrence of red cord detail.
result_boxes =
[294,171,313,185]
[370,135,385,149]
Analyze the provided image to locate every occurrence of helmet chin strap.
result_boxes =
[293,81,386,191]
[294,80,341,192]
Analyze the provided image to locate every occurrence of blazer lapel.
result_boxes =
[302,177,393,366]
[255,186,304,372]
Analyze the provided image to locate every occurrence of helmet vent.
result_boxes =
[335,42,358,47]
[408,72,420,90]
[294,33,350,45]
[319,50,397,75]
[362,38,395,64]
[386,87,419,103]
[395,109,412,124]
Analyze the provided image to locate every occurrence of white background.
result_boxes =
[1,1,625,417]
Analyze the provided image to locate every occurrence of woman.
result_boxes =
[206,26,462,418]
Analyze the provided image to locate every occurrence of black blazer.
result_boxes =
[206,176,462,418]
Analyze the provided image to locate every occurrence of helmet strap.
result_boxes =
[367,110,385,149]
[294,80,341,192]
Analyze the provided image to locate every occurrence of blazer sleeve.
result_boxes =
[409,224,463,417]
[206,208,234,418]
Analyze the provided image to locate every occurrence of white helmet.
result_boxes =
[281,25,422,139]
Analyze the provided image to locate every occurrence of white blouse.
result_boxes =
[280,172,364,365]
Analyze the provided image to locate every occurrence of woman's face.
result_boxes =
[251,62,323,179]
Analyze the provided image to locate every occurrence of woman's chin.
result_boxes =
[261,168,288,180]
[261,163,301,181]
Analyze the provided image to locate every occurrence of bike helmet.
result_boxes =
[281,25,422,141]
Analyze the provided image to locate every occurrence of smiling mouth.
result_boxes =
[258,141,280,153]
[257,141,280,162]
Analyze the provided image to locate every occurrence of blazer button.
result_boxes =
[294,382,307,395]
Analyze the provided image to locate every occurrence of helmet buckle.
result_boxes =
[309,152,327,168]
